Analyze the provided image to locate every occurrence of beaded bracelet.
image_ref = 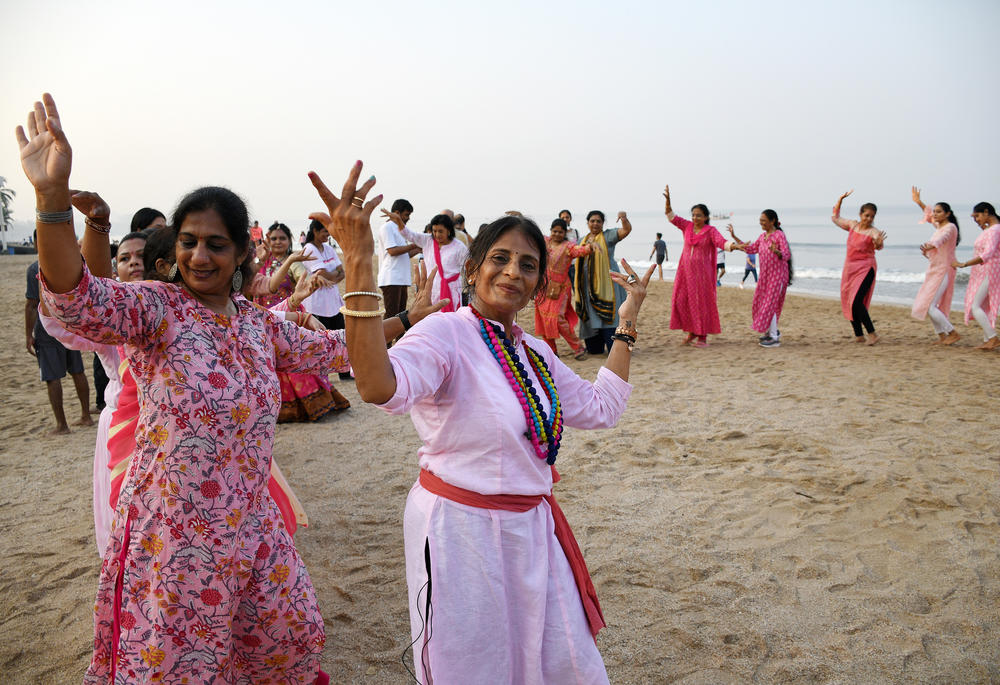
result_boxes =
[340,305,386,318]
[84,217,112,234]
[343,291,383,300]
[36,208,73,224]
[611,333,636,351]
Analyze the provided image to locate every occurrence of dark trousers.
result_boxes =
[314,313,345,331]
[850,269,876,336]
[93,353,108,410]
[584,327,615,354]
[381,285,408,319]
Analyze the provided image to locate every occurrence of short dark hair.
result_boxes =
[454,214,466,227]
[559,209,572,220]
[119,231,148,245]
[130,207,166,232]
[465,215,548,299]
[143,226,176,281]
[551,218,568,231]
[430,214,456,239]
[586,210,605,222]
[655,232,662,238]
[171,186,251,285]
[391,199,414,214]
[860,202,877,215]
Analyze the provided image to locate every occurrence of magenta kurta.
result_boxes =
[964,224,1000,325]
[742,230,791,332]
[668,214,728,335]
[911,210,958,321]
[41,266,348,684]
[377,307,631,684]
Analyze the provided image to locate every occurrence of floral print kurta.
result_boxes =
[742,230,792,332]
[41,266,348,684]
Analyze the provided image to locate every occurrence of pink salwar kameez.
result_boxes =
[741,230,791,332]
[964,225,1000,329]
[42,266,347,684]
[534,238,591,353]
[668,214,728,336]
[378,307,632,685]
[911,208,958,323]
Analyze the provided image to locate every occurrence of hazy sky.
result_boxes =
[2,0,998,235]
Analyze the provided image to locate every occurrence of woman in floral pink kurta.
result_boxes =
[910,190,959,344]
[728,210,792,344]
[43,266,347,683]
[955,202,1000,349]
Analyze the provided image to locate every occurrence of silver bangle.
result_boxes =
[36,208,73,224]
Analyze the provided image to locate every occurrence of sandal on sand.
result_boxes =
[573,349,588,360]
[692,340,709,348]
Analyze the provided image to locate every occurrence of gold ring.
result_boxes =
[351,197,364,208]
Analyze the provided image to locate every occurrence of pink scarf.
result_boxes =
[433,239,459,312]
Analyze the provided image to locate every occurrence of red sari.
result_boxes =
[534,239,591,352]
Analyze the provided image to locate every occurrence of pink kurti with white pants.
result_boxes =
[911,207,957,327]
[964,224,1000,333]
[741,230,791,332]
[377,307,632,684]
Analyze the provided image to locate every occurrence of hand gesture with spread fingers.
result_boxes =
[15,93,72,196]
[308,162,382,265]
[610,259,656,325]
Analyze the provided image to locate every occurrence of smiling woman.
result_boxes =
[308,162,654,683]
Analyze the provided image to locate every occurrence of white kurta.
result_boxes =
[378,307,632,684]
[398,226,469,308]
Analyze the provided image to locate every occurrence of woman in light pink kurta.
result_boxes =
[727,209,792,346]
[395,212,469,311]
[832,190,887,345]
[910,188,960,344]
[310,163,655,685]
[954,202,1000,349]
[663,185,732,347]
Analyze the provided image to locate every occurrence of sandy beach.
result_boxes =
[0,252,997,684]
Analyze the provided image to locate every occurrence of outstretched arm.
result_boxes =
[832,190,853,231]
[616,212,632,241]
[73,190,113,279]
[16,94,80,293]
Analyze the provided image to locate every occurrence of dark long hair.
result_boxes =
[143,226,176,281]
[934,202,960,246]
[306,219,326,245]
[171,186,252,287]
[973,201,998,218]
[465,215,548,299]
[763,209,793,285]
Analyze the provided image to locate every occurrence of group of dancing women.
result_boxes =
[20,93,653,684]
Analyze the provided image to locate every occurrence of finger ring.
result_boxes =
[351,196,364,208]
[626,275,638,285]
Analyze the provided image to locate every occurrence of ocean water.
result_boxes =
[588,205,977,311]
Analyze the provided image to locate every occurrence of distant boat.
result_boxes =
[711,212,733,221]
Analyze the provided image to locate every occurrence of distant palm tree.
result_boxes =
[0,176,15,252]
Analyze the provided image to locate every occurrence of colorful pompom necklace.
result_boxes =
[471,306,563,464]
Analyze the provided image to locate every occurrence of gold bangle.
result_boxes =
[340,305,386,318]
[342,291,383,300]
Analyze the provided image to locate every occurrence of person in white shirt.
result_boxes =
[378,199,421,317]
[302,219,346,328]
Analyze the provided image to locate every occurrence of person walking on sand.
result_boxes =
[954,202,1000,349]
[307,159,655,683]
[740,252,758,288]
[663,184,735,347]
[832,190,886,345]
[649,232,668,280]
[910,187,960,345]
[728,210,793,347]
[25,252,92,435]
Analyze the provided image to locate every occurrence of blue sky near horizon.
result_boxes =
[1,0,998,237]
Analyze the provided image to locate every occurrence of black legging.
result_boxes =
[850,268,876,337]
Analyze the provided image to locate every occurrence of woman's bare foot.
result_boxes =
[74,414,94,427]
[855,336,866,343]
[940,331,960,346]
[865,333,880,346]
[682,332,696,346]
[49,424,70,435]
[933,332,947,345]
[977,336,1000,350]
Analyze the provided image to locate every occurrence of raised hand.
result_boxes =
[838,189,854,201]
[408,261,449,325]
[611,259,656,326]
[287,249,316,263]
[380,208,404,230]
[617,211,628,223]
[255,243,269,262]
[308,162,381,267]
[69,190,110,222]
[911,186,923,207]
[662,185,672,214]
[15,94,72,198]
[726,223,736,237]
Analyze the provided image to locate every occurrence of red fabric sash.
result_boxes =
[107,361,139,509]
[418,468,606,637]
[432,240,458,313]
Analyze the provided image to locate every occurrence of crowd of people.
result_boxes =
[17,92,1000,683]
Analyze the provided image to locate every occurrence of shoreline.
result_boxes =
[1,254,997,683]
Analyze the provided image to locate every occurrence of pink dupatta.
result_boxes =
[433,239,459,312]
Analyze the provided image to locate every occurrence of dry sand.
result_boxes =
[0,252,997,683]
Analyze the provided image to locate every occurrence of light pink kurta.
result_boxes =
[41,266,348,684]
[742,230,792,332]
[964,224,1000,325]
[40,312,122,557]
[378,307,632,684]
[399,226,469,308]
[911,208,958,320]
[668,214,728,335]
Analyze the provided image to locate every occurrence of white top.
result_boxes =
[301,241,344,316]
[377,221,413,287]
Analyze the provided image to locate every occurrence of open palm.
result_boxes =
[15,94,72,194]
